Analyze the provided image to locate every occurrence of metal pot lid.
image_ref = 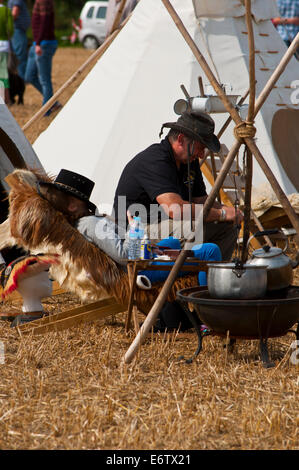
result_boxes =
[252,247,283,258]
[207,263,267,269]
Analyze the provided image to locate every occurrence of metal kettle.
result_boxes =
[247,230,299,291]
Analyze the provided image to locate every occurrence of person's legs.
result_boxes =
[148,219,237,261]
[139,237,221,285]
[25,45,43,95]
[35,41,57,105]
[203,221,238,261]
[146,239,221,332]
[0,52,10,105]
[191,242,222,285]
[139,237,180,283]
[11,29,28,80]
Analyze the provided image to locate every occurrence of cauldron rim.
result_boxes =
[177,285,299,307]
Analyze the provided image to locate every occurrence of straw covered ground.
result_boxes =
[0,49,298,451]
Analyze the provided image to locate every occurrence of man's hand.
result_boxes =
[220,206,244,224]
[35,45,43,56]
[12,6,20,20]
[127,210,134,226]
[272,16,299,26]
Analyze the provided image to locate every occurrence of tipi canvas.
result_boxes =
[33,0,299,213]
[0,98,43,194]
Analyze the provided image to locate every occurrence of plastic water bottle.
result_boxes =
[128,216,143,260]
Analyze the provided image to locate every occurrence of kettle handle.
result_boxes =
[247,229,288,252]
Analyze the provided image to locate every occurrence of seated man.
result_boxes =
[113,111,244,261]
[39,169,221,332]
[39,169,221,287]
[1,168,221,329]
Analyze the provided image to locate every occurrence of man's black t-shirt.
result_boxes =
[113,137,207,226]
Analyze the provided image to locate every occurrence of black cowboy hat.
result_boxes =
[40,169,97,213]
[160,111,220,153]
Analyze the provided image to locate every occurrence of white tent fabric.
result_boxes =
[33,0,299,214]
[0,100,43,193]
[193,0,279,22]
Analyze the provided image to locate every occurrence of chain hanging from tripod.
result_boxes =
[241,144,253,263]
[232,169,242,264]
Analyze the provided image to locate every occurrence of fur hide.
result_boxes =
[1,169,198,314]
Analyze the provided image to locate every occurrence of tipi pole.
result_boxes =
[203,31,299,224]
[122,4,299,365]
[109,0,128,35]
[123,245,194,364]
[22,15,131,133]
[217,86,251,139]
[161,0,299,238]
[241,0,255,260]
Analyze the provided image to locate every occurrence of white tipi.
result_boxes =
[0,99,43,194]
[33,0,299,213]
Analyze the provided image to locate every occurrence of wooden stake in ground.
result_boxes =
[123,4,299,365]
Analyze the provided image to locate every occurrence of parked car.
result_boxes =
[78,1,108,49]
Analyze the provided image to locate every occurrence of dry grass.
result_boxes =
[0,49,298,450]
[9,47,95,145]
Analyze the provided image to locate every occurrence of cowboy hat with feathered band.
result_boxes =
[160,111,220,153]
[39,169,97,213]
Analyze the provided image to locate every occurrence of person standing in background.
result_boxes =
[0,1,13,104]
[273,0,299,59]
[7,0,30,80]
[25,0,61,114]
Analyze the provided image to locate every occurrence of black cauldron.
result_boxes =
[177,286,299,368]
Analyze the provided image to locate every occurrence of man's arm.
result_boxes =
[76,216,129,266]
[272,16,299,26]
[156,192,242,223]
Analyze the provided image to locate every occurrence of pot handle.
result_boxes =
[247,229,288,252]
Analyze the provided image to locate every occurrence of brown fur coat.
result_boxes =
[0,169,198,313]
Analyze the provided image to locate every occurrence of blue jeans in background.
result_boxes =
[25,40,58,105]
[11,28,28,80]
[139,237,222,285]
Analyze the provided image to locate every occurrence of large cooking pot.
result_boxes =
[207,261,268,300]
[177,285,299,339]
[247,230,299,291]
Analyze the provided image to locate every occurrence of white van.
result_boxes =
[78,1,108,49]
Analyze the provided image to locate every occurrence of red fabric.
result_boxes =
[32,0,55,45]
[0,254,60,300]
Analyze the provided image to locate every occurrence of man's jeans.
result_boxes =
[147,219,238,262]
[25,41,57,105]
[11,28,28,80]
[139,237,222,285]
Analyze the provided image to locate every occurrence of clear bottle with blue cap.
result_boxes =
[128,216,144,260]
